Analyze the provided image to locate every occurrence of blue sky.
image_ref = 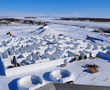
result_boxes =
[0,0,110,18]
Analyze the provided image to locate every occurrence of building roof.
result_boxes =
[37,83,110,90]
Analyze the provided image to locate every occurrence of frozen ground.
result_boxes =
[0,18,110,90]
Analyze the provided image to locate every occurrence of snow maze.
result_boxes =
[0,33,109,73]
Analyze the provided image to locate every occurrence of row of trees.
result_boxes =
[60,17,110,22]
[0,18,47,26]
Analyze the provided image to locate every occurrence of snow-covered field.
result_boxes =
[0,17,110,90]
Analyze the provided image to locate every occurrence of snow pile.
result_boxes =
[49,69,74,83]
[18,75,42,89]
[50,69,62,82]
